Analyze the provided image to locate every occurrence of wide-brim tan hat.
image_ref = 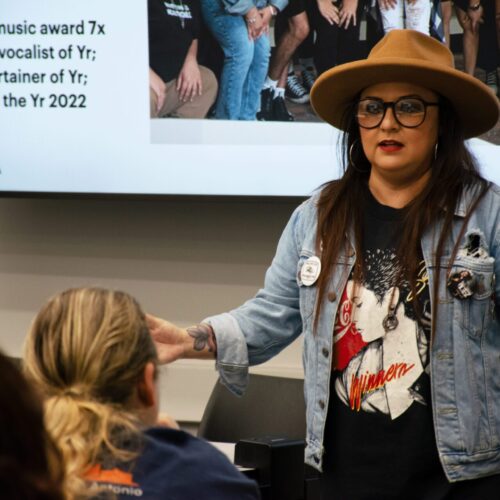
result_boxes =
[310,30,499,139]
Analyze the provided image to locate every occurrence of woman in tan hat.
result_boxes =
[148,30,500,498]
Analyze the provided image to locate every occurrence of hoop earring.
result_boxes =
[434,142,438,161]
[349,139,369,173]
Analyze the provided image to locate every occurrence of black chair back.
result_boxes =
[198,373,306,443]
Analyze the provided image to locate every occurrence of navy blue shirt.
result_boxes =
[86,427,260,500]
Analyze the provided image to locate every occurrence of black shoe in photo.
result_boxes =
[257,87,275,120]
[286,73,309,104]
[301,68,316,93]
[485,71,499,98]
[273,96,294,121]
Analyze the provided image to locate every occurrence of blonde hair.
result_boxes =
[24,288,157,499]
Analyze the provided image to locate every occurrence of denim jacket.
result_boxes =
[206,182,500,482]
[221,0,289,16]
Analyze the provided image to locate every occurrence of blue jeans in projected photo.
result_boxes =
[200,0,270,120]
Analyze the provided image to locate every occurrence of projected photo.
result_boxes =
[147,0,499,142]
[1,0,498,198]
[147,0,383,123]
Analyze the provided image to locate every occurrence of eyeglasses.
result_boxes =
[355,97,440,129]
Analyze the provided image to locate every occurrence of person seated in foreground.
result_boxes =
[0,350,65,500]
[23,287,260,500]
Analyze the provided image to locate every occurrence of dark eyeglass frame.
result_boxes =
[355,97,440,129]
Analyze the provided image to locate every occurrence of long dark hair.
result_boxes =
[0,352,65,500]
[313,96,489,335]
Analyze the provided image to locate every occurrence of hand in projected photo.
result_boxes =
[259,5,274,34]
[339,0,358,29]
[177,57,202,102]
[464,5,484,34]
[317,0,340,25]
[149,68,166,113]
[245,7,265,40]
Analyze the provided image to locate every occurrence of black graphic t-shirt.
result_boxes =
[321,187,500,499]
[148,0,200,83]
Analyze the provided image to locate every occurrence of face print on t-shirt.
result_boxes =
[333,249,431,420]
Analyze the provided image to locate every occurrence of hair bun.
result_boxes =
[60,385,91,399]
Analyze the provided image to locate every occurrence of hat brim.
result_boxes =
[310,57,499,139]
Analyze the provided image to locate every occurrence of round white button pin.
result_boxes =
[300,256,321,286]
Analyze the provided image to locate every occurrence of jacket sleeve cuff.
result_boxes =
[204,312,250,396]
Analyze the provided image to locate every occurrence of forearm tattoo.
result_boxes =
[187,323,217,353]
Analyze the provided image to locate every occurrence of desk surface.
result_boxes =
[211,441,235,461]
[211,442,253,472]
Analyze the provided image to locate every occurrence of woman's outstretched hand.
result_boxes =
[146,315,217,364]
[146,314,189,364]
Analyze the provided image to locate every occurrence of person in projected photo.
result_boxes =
[259,0,384,122]
[148,30,500,498]
[23,287,260,500]
[200,0,288,120]
[257,0,311,122]
[377,0,432,35]
[148,0,218,119]
[309,0,380,75]
[454,0,500,96]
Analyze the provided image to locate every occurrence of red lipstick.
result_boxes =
[378,140,403,153]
